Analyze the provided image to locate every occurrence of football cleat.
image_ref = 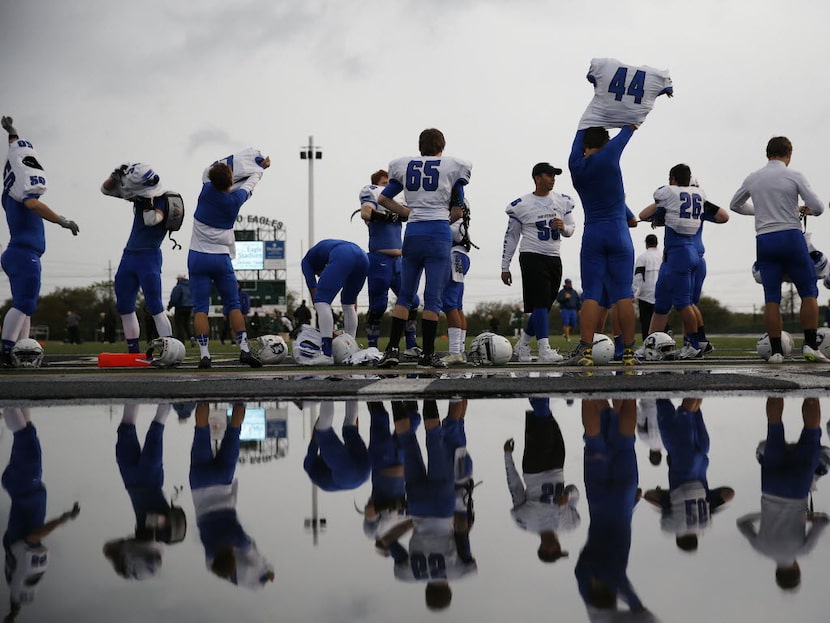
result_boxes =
[803,344,830,363]
[377,347,400,368]
[418,353,448,369]
[239,350,263,368]
[512,342,532,363]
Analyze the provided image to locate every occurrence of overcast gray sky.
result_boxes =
[2,0,830,315]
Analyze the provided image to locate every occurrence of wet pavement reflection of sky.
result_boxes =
[1,396,829,623]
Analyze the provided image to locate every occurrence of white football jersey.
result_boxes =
[387,155,471,222]
[578,58,673,129]
[359,183,395,215]
[101,162,165,200]
[394,517,477,581]
[661,481,710,534]
[501,192,575,270]
[3,138,47,203]
[202,147,265,192]
[654,185,708,238]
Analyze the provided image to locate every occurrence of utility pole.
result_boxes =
[299,136,323,249]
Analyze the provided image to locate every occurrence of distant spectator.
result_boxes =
[66,310,81,344]
[489,315,500,334]
[294,300,312,328]
[556,279,582,342]
[510,307,524,338]
[167,275,194,343]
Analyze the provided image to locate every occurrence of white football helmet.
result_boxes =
[10,338,44,368]
[751,262,762,285]
[332,333,359,364]
[145,337,185,368]
[641,332,677,361]
[816,327,830,359]
[252,334,288,364]
[292,326,323,365]
[467,332,512,365]
[756,331,793,360]
[591,333,615,365]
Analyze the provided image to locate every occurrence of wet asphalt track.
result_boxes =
[2,355,829,405]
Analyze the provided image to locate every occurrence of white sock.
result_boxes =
[20,316,31,342]
[519,331,531,346]
[460,329,467,351]
[121,404,139,425]
[314,302,334,338]
[315,401,334,431]
[121,313,141,340]
[343,305,358,337]
[236,331,250,352]
[448,327,462,354]
[154,403,171,424]
[3,407,29,432]
[344,401,358,427]
[153,313,172,338]
[2,308,26,344]
[538,337,551,352]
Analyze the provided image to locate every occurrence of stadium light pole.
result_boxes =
[299,136,323,249]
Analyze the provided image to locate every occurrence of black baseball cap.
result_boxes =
[532,162,563,177]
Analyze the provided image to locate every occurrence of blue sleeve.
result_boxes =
[450,181,466,207]
[625,207,635,222]
[607,125,634,162]
[569,130,586,167]
[380,179,404,199]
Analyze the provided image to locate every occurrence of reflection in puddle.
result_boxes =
[1,396,829,622]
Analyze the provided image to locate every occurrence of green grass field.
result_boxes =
[42,334,767,359]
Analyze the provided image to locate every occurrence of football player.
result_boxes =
[189,403,275,588]
[643,398,734,552]
[377,129,471,369]
[567,124,639,366]
[1,117,79,366]
[2,408,80,618]
[378,400,477,611]
[639,164,729,359]
[575,399,652,617]
[301,239,369,364]
[731,136,828,363]
[737,397,829,590]
[188,150,270,369]
[303,401,370,492]
[104,404,186,580]
[358,170,420,357]
[442,201,476,364]
[501,163,573,363]
[504,397,580,563]
[101,162,175,353]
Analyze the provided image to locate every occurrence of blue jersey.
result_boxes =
[193,183,250,230]
[301,239,365,292]
[360,184,403,252]
[568,127,634,225]
[125,196,169,250]
[2,195,45,255]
